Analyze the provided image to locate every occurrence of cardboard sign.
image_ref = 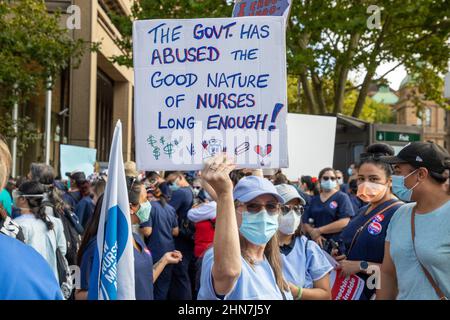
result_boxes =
[60,144,97,178]
[232,0,292,19]
[133,17,288,170]
[283,113,336,180]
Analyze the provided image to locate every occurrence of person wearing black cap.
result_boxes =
[63,171,86,210]
[377,142,450,300]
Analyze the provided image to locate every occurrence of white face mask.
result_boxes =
[278,211,302,235]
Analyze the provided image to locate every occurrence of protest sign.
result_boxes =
[232,0,292,20]
[60,144,97,178]
[323,251,365,300]
[283,113,336,180]
[133,17,288,171]
[330,270,365,300]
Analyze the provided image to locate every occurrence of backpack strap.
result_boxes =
[410,206,448,300]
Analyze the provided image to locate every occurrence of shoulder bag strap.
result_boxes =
[410,206,448,300]
[347,201,401,256]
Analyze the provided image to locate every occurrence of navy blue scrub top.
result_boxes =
[80,233,154,300]
[340,199,403,263]
[133,233,154,300]
[140,201,178,261]
[302,191,355,241]
[74,196,95,229]
[349,194,366,215]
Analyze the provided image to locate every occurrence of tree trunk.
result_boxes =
[296,75,302,113]
[311,71,327,114]
[352,68,376,118]
[333,32,361,114]
[299,71,317,114]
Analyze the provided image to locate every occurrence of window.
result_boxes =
[425,108,432,127]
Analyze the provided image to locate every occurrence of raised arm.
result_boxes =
[202,154,240,295]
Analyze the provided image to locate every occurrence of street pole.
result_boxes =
[11,99,18,177]
[45,76,52,165]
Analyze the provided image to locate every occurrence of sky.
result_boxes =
[349,61,408,91]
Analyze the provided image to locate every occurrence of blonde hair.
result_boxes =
[0,138,12,189]
[235,198,289,295]
[239,234,289,294]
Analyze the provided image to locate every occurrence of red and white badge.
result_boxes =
[330,201,338,209]
[372,214,385,223]
[367,221,382,235]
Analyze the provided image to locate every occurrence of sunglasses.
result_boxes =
[322,176,336,181]
[193,186,202,190]
[281,205,304,215]
[244,202,280,215]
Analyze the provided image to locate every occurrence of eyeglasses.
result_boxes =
[281,205,304,215]
[244,202,280,215]
[322,176,336,181]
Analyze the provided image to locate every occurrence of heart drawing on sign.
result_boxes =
[254,144,272,158]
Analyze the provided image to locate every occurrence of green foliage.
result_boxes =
[110,0,449,119]
[0,0,86,153]
[109,0,233,68]
[286,0,449,117]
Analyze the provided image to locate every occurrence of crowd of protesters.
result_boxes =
[1,137,449,300]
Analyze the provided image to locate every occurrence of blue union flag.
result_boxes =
[88,121,135,300]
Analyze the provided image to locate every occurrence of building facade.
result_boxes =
[15,0,135,176]
[394,75,447,149]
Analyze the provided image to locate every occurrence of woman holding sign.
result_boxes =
[198,154,293,300]
[336,144,403,300]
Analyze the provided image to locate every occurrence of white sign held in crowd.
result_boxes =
[133,17,288,171]
[60,144,97,178]
[283,113,337,180]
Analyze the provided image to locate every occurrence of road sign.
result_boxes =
[376,131,421,143]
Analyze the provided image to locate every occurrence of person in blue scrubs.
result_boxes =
[302,168,354,252]
[140,183,179,300]
[275,184,332,300]
[335,170,349,194]
[62,171,85,210]
[164,171,195,300]
[75,182,182,300]
[336,144,403,299]
[74,180,95,229]
[198,155,293,300]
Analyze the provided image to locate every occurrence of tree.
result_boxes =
[110,0,449,119]
[0,0,86,153]
[109,0,233,68]
[287,0,450,117]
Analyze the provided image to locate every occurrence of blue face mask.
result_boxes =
[321,179,337,191]
[348,168,353,176]
[136,201,152,223]
[392,170,420,202]
[239,210,279,245]
[169,179,180,191]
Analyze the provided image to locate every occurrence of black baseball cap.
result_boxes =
[381,142,450,174]
[65,170,86,183]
